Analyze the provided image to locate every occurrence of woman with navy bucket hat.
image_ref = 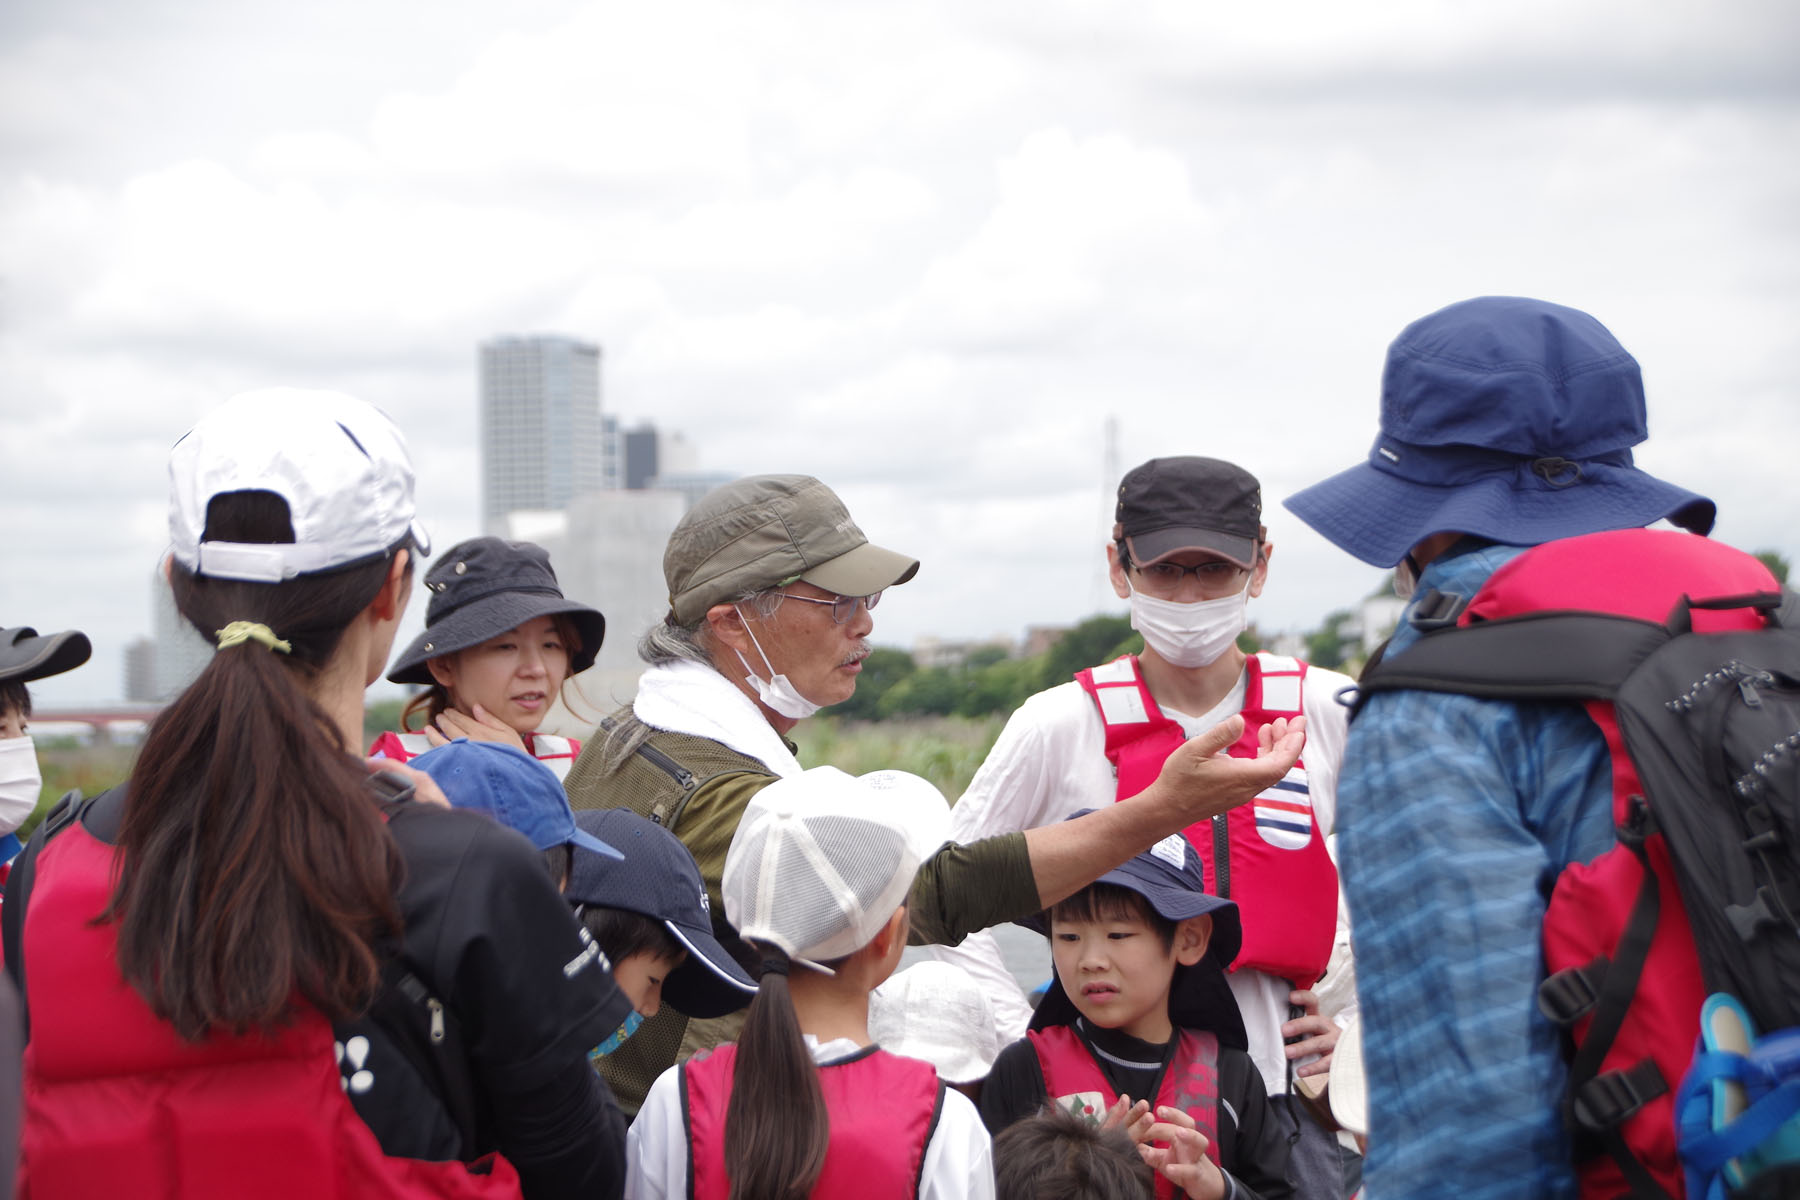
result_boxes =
[374,537,605,780]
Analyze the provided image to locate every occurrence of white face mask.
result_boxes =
[0,736,41,825]
[733,611,822,720]
[1393,553,1421,601]
[1128,585,1249,669]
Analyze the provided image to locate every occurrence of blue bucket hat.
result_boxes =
[412,739,621,860]
[1283,296,1715,567]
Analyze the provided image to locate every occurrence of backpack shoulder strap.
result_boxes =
[4,788,107,1036]
[1355,611,1669,712]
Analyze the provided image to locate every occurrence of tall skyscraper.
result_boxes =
[480,335,605,531]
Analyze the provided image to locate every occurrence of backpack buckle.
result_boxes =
[1408,588,1467,632]
[1572,1060,1668,1132]
[1539,962,1604,1026]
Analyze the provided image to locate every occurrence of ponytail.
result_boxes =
[106,491,407,1040]
[724,946,830,1200]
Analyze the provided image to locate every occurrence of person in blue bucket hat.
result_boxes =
[1283,297,1720,1200]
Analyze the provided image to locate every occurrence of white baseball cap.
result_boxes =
[169,388,430,583]
[723,766,951,971]
[869,961,1003,1084]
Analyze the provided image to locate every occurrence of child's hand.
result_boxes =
[1137,1105,1226,1200]
[1099,1094,1154,1143]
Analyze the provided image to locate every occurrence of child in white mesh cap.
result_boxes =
[624,765,996,1200]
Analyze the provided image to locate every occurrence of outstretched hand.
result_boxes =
[1137,1105,1226,1200]
[1140,713,1306,826]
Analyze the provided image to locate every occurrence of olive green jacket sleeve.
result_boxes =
[906,829,1037,948]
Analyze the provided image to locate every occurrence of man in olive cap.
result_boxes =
[565,474,1308,1115]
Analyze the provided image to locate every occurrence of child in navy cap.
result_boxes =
[980,816,1294,1200]
[565,809,756,1055]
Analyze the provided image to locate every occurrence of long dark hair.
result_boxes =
[106,491,408,1040]
[723,945,832,1200]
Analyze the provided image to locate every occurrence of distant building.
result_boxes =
[651,469,735,510]
[480,335,606,532]
[123,637,157,703]
[150,572,212,700]
[911,635,1016,670]
[1020,625,1071,658]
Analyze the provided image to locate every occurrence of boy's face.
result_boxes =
[1050,907,1211,1045]
[610,947,687,1019]
[0,704,25,740]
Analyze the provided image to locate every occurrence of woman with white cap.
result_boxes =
[373,536,605,780]
[2,390,632,1200]
[625,765,994,1200]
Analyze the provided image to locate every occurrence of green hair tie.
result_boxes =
[215,621,292,655]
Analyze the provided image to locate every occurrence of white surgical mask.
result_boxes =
[0,736,42,828]
[733,612,823,720]
[1393,553,1421,601]
[1129,585,1248,669]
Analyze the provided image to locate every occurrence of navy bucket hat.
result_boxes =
[1283,297,1715,567]
[389,537,604,685]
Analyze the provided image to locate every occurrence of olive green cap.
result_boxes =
[665,474,919,625]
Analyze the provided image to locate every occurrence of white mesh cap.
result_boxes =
[869,961,1003,1084]
[723,766,951,969]
[169,388,430,583]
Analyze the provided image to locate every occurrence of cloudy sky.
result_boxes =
[5,0,1798,706]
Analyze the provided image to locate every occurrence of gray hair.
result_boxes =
[596,585,787,775]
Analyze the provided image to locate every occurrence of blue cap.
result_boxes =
[567,809,757,1019]
[1284,296,1715,567]
[411,739,621,861]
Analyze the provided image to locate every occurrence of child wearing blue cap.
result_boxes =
[980,822,1293,1200]
[411,738,621,887]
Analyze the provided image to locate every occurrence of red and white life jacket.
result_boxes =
[17,820,521,1200]
[683,1043,943,1200]
[1029,1024,1220,1200]
[368,731,582,781]
[1074,652,1336,988]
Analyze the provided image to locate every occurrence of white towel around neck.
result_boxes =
[631,659,805,778]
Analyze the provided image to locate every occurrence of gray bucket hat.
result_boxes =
[388,537,605,685]
[664,475,919,625]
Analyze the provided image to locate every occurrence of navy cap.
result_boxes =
[1284,296,1715,567]
[567,809,757,1019]
[1026,814,1246,1048]
[411,740,621,861]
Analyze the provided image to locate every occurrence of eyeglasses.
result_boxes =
[1132,560,1248,589]
[776,590,884,624]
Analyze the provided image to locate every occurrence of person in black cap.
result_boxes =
[0,626,91,864]
[1281,297,1719,1200]
[935,456,1355,1200]
[564,810,756,1054]
[980,821,1294,1200]
[374,536,605,780]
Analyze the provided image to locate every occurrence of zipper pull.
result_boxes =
[427,996,445,1043]
[1735,665,1772,708]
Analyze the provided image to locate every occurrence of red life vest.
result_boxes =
[18,819,521,1200]
[1028,1024,1220,1200]
[1448,529,1777,1200]
[683,1043,943,1200]
[1074,652,1337,987]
